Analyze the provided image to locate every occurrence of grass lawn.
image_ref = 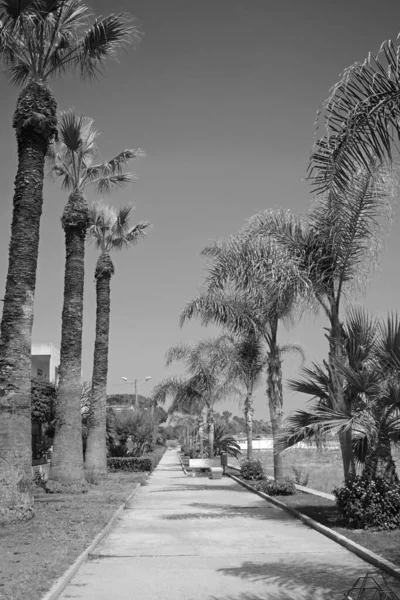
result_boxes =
[230,446,400,494]
[0,447,166,600]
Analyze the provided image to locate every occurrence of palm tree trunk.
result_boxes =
[328,310,356,480]
[364,431,398,483]
[50,191,89,486]
[267,321,284,481]
[207,407,215,459]
[199,419,204,457]
[244,392,254,459]
[0,83,57,522]
[85,253,114,474]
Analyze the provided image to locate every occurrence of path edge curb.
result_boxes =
[40,482,143,600]
[227,472,400,582]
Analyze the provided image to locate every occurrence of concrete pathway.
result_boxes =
[59,450,399,600]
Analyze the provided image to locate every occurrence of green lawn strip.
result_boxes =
[0,468,151,600]
[274,491,400,567]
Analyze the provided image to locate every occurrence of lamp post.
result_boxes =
[121,375,151,409]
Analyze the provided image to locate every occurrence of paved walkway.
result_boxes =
[60,450,399,600]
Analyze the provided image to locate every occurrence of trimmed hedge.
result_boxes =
[107,447,166,473]
[107,457,153,472]
[240,458,265,481]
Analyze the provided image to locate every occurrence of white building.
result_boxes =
[31,343,60,384]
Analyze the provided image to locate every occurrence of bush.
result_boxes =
[334,475,400,530]
[292,466,309,487]
[240,458,265,480]
[254,478,296,496]
[107,457,153,472]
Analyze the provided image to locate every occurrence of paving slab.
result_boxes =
[59,449,400,600]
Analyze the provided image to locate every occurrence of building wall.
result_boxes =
[31,343,60,384]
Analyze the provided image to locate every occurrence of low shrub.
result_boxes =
[333,475,400,530]
[107,457,153,472]
[254,478,296,496]
[240,458,265,480]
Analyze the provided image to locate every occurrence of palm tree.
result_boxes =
[245,167,395,478]
[152,377,206,454]
[152,338,240,458]
[224,335,267,459]
[84,202,149,474]
[48,112,144,485]
[0,0,138,518]
[181,235,306,480]
[280,308,400,484]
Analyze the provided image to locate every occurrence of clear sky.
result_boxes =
[1,0,400,421]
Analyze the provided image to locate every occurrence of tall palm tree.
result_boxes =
[84,202,149,474]
[245,167,395,478]
[152,338,240,458]
[280,308,400,484]
[0,0,138,518]
[48,112,144,485]
[181,235,306,480]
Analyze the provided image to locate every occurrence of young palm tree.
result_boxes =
[48,112,144,485]
[223,335,267,459]
[0,0,138,518]
[280,308,400,484]
[152,376,206,455]
[245,168,394,478]
[152,338,240,458]
[181,235,306,479]
[84,202,149,474]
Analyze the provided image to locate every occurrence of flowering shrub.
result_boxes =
[333,476,400,530]
[254,478,296,496]
[240,458,265,480]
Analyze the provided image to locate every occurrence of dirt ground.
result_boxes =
[0,472,146,600]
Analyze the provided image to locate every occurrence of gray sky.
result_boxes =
[1,0,400,420]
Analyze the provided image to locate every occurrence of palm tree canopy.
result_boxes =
[88,201,150,253]
[308,37,400,199]
[0,0,139,85]
[245,167,394,317]
[47,110,145,193]
[202,233,309,323]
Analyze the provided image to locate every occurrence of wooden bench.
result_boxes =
[188,458,223,478]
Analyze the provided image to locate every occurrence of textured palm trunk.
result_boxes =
[199,419,204,457]
[328,310,356,480]
[207,407,215,459]
[0,83,57,522]
[266,320,284,481]
[50,190,89,485]
[244,391,254,459]
[85,253,114,474]
[364,431,398,483]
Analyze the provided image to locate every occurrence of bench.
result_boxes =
[188,458,223,479]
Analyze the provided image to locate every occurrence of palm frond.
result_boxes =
[180,292,261,337]
[77,13,140,79]
[92,172,137,195]
[85,148,145,182]
[288,362,332,403]
[308,38,400,198]
[279,343,306,364]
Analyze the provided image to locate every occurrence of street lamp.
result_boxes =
[121,375,151,409]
